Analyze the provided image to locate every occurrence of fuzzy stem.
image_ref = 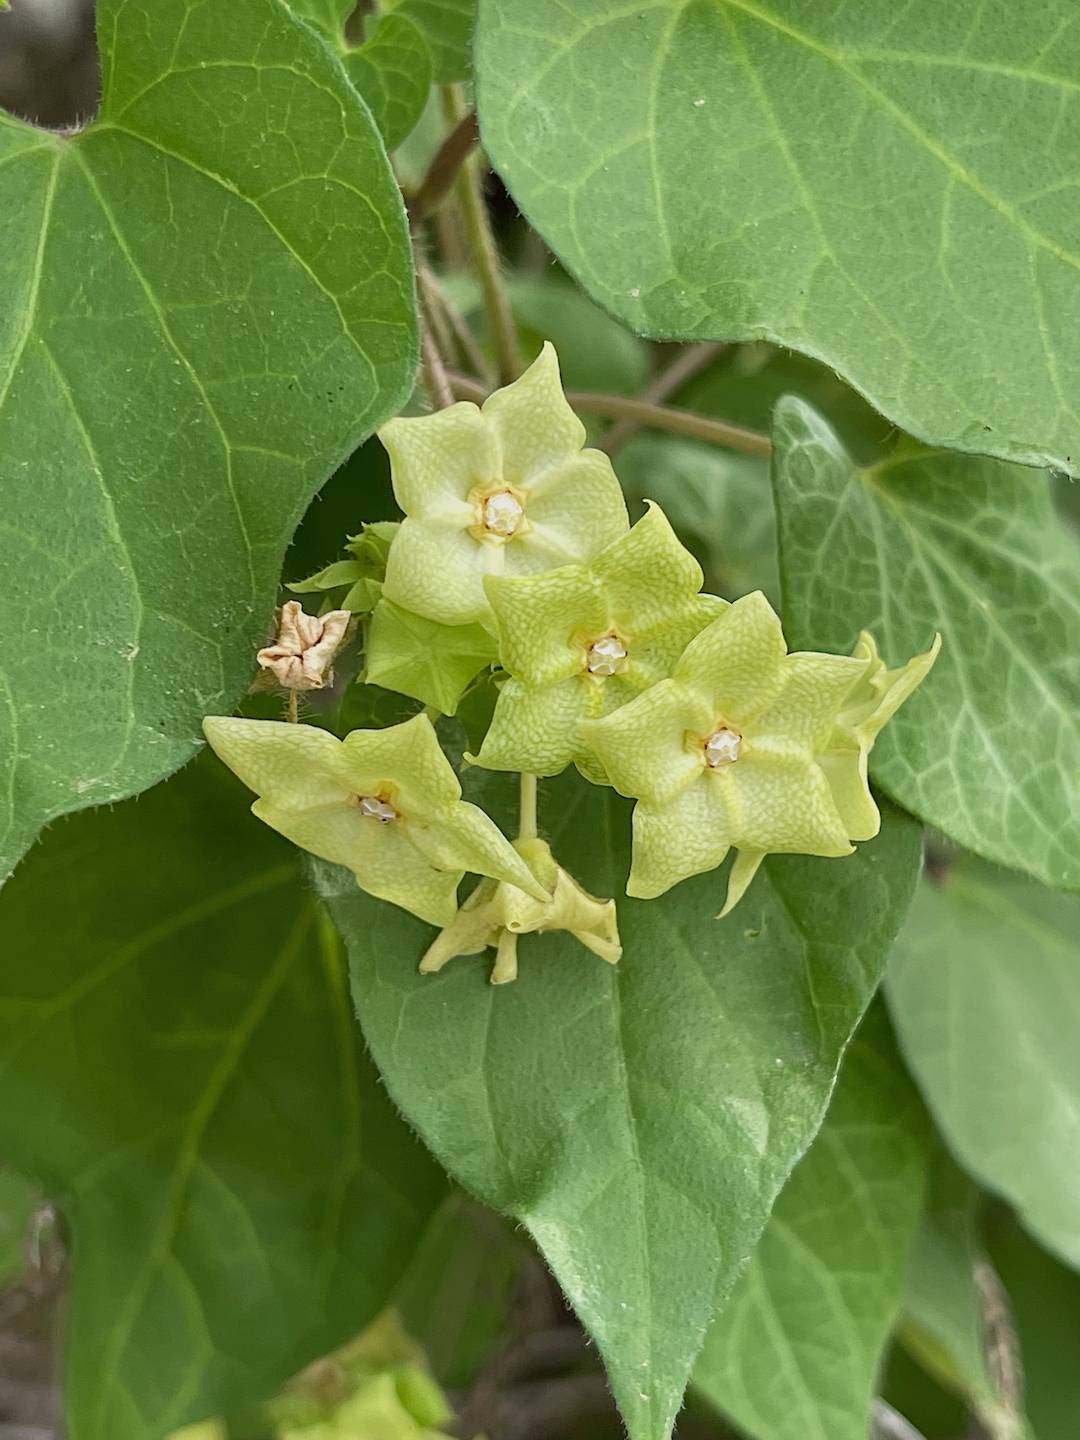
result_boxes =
[409,108,479,220]
[518,773,538,840]
[288,690,299,724]
[420,258,494,384]
[444,86,521,384]
[421,321,455,409]
[600,341,727,456]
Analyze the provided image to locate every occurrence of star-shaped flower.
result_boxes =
[471,502,726,779]
[581,591,872,908]
[419,838,621,984]
[257,600,351,690]
[202,713,548,927]
[818,628,942,841]
[378,343,629,627]
[712,627,941,917]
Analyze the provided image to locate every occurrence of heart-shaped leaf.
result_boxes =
[475,0,1080,475]
[694,1005,929,1440]
[318,773,922,1440]
[0,756,445,1440]
[772,397,1080,891]
[0,0,417,880]
[285,2,434,150]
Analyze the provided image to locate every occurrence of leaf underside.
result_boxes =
[772,397,1080,892]
[889,860,1080,1271]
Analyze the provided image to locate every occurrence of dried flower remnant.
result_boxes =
[257,601,351,690]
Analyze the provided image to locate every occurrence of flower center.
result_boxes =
[358,795,398,822]
[704,727,741,766]
[482,489,525,537]
[586,633,629,677]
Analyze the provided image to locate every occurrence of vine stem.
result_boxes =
[421,321,456,409]
[600,341,727,456]
[418,257,494,385]
[518,773,538,840]
[409,108,479,220]
[443,86,521,384]
[446,370,772,458]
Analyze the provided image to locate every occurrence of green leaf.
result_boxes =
[990,1215,1080,1440]
[771,398,1080,890]
[284,0,355,34]
[694,1005,929,1440]
[475,0,1080,476]
[346,15,434,152]
[394,1194,528,1389]
[0,1166,36,1288]
[616,435,779,605]
[678,344,896,465]
[287,1,434,151]
[0,756,445,1440]
[387,0,474,82]
[0,0,416,881]
[317,774,922,1440]
[899,1159,1000,1417]
[887,859,1080,1270]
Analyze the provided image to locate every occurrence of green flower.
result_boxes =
[363,599,498,715]
[471,503,725,779]
[287,521,399,617]
[202,714,547,927]
[378,343,628,627]
[581,591,872,909]
[818,628,942,842]
[419,837,622,984]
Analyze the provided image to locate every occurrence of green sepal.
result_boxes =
[342,577,385,614]
[289,522,399,616]
[289,560,368,594]
[202,713,547,926]
[472,503,724,777]
[364,598,498,714]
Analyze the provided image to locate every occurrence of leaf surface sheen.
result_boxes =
[0,0,417,879]
[0,757,445,1440]
[772,397,1080,891]
[319,774,922,1440]
[888,861,1080,1271]
[475,0,1080,474]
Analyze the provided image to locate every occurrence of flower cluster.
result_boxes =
[205,344,938,982]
